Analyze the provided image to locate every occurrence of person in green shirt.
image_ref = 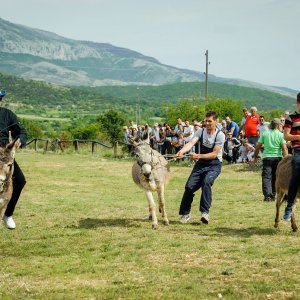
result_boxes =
[254,118,288,201]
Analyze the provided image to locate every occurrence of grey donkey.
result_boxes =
[131,128,169,229]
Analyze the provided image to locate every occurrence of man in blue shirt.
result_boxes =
[225,116,239,138]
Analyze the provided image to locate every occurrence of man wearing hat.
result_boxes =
[283,93,300,220]
[254,118,288,201]
[0,90,27,229]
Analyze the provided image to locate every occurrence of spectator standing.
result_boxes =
[0,90,27,229]
[176,111,225,224]
[129,120,137,129]
[193,122,201,154]
[283,93,300,221]
[174,118,185,134]
[254,118,288,201]
[157,127,166,154]
[245,106,260,146]
[183,120,194,144]
[238,107,250,137]
[257,115,270,136]
[221,120,227,134]
[225,116,239,138]
[151,123,160,150]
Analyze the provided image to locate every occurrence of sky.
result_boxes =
[1,0,299,90]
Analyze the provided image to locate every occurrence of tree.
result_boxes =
[71,123,99,140]
[205,98,243,123]
[163,98,206,125]
[97,109,128,143]
[20,119,43,139]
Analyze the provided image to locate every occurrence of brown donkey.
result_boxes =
[0,138,21,219]
[274,155,299,232]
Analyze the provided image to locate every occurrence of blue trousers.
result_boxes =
[287,149,300,207]
[179,159,221,215]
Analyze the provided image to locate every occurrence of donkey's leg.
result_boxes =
[157,185,169,226]
[274,192,284,228]
[291,205,298,232]
[145,190,158,229]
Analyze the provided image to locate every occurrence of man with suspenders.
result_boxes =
[176,111,225,224]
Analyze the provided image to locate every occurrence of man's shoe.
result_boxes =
[283,206,292,221]
[3,215,16,229]
[179,214,191,224]
[200,213,210,224]
[264,197,271,201]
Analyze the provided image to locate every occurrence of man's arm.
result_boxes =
[189,145,222,161]
[176,136,198,157]
[253,142,263,163]
[282,143,288,157]
[284,127,300,142]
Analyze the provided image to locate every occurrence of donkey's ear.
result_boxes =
[6,138,21,150]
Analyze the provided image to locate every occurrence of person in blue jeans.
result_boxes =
[283,93,300,221]
[176,111,225,224]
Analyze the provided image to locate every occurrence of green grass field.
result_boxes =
[0,150,299,299]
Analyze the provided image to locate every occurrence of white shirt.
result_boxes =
[193,128,225,162]
[183,125,194,143]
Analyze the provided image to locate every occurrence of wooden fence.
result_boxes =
[26,138,129,156]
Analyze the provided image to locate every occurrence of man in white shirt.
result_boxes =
[176,111,225,225]
[183,120,194,143]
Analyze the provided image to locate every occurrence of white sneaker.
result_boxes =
[200,213,210,224]
[179,213,191,224]
[3,215,16,229]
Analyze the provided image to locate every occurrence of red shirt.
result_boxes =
[245,114,259,137]
[284,111,300,149]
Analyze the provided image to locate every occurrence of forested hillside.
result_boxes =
[0,72,295,122]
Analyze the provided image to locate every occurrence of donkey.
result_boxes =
[274,155,299,232]
[131,128,170,229]
[0,138,21,219]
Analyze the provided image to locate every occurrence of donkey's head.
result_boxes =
[0,138,21,193]
[134,142,154,179]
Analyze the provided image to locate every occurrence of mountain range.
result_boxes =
[0,17,297,98]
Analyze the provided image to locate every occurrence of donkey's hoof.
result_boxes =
[163,220,169,226]
[274,223,278,228]
[152,224,158,230]
[149,215,152,220]
[292,227,298,232]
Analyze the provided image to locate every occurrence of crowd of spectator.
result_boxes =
[122,107,290,163]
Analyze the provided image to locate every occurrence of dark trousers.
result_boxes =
[247,136,259,147]
[262,157,281,199]
[287,149,300,207]
[223,148,239,163]
[179,159,221,215]
[5,161,26,217]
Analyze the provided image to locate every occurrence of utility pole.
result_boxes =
[137,87,140,124]
[204,50,209,105]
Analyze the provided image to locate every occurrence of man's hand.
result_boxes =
[189,152,199,160]
[176,150,185,158]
